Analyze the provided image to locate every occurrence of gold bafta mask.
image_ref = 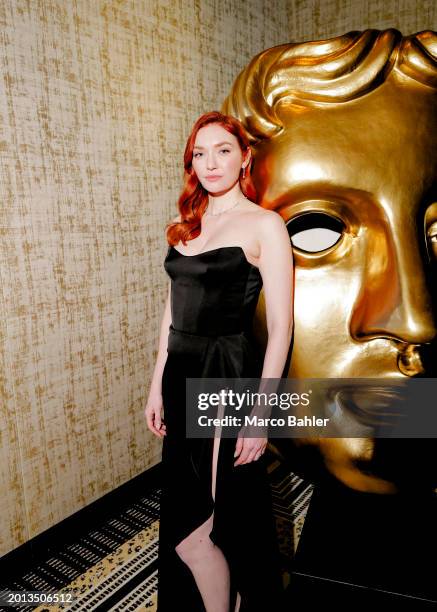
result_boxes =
[223,29,437,494]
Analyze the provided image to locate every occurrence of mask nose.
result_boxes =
[350,212,437,375]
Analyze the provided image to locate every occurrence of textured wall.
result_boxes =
[1,0,436,557]
[286,0,437,37]
[0,0,291,555]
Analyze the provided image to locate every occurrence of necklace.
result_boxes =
[206,200,241,216]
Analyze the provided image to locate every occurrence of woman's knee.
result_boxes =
[175,517,214,564]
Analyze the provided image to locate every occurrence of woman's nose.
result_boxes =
[206,152,217,170]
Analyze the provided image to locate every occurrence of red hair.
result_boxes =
[166,111,258,246]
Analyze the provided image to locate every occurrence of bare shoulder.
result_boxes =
[244,204,286,232]
[237,202,283,230]
[253,209,289,254]
[259,208,286,229]
[237,204,287,254]
[239,201,272,218]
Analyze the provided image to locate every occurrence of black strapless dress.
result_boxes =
[157,245,284,611]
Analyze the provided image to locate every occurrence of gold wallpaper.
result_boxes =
[288,0,436,39]
[0,0,436,556]
[0,0,291,555]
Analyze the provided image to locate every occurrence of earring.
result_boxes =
[242,166,246,179]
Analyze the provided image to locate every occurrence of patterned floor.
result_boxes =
[0,451,312,611]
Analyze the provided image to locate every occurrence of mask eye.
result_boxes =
[424,204,437,261]
[287,212,345,253]
[427,221,437,259]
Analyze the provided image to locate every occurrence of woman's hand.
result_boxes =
[233,435,267,466]
[145,392,167,438]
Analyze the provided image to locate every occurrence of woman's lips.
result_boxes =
[205,176,222,181]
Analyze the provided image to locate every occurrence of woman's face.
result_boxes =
[191,123,245,194]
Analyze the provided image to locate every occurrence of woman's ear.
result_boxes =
[243,147,252,168]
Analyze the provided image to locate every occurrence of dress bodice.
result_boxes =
[163,245,263,337]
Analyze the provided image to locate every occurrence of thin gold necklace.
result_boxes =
[206,200,241,216]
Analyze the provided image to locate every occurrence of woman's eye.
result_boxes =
[193,152,202,158]
[220,149,230,154]
[286,212,345,253]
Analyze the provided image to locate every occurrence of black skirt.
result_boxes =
[157,324,284,611]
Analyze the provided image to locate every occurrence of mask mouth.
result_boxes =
[334,384,406,430]
[397,342,437,377]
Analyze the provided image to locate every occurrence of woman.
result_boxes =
[145,111,294,611]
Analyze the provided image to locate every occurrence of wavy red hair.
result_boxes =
[166,111,258,246]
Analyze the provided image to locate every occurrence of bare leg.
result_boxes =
[175,406,234,611]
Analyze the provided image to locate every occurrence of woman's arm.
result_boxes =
[145,282,172,437]
[149,281,172,397]
[258,211,294,379]
[149,217,180,397]
[234,211,294,464]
